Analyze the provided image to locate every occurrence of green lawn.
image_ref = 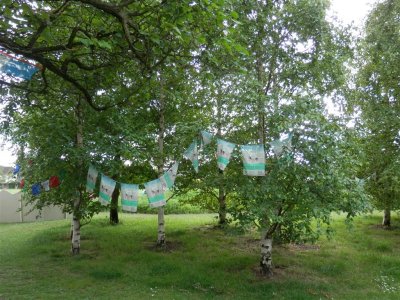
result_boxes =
[0,212,399,299]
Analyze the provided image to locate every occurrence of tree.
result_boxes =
[353,0,400,227]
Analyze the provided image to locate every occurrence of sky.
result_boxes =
[0,0,376,167]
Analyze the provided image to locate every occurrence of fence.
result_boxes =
[0,189,67,223]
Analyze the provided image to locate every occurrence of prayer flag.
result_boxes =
[144,179,166,208]
[201,131,213,146]
[49,176,60,188]
[270,133,293,156]
[42,180,50,192]
[217,139,235,171]
[0,51,39,80]
[160,162,179,191]
[13,164,20,175]
[240,144,265,176]
[31,183,41,196]
[86,165,98,193]
[19,178,25,189]
[184,140,199,173]
[99,174,116,205]
[121,183,139,213]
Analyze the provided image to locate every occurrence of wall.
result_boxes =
[0,190,66,223]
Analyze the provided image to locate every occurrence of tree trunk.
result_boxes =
[71,199,81,255]
[260,232,273,276]
[110,182,120,225]
[382,208,391,227]
[218,179,227,225]
[157,70,166,247]
[157,206,166,247]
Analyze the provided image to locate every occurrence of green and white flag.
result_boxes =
[144,179,166,208]
[99,174,116,206]
[270,133,293,156]
[240,144,265,176]
[121,183,139,213]
[201,130,213,146]
[160,162,179,192]
[184,140,199,173]
[217,139,236,171]
[86,165,98,193]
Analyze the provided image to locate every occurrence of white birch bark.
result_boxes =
[157,206,166,247]
[260,233,273,276]
[71,199,81,254]
[382,208,391,227]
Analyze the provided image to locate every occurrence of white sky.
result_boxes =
[0,0,375,167]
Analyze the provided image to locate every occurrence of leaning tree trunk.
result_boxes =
[260,232,273,276]
[382,208,391,227]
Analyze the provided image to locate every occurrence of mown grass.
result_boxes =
[0,212,399,299]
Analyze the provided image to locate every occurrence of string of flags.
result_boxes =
[0,50,40,80]
[86,130,293,211]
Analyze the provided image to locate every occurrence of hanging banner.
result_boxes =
[0,51,39,80]
[31,183,41,196]
[144,179,166,208]
[160,162,179,191]
[184,140,199,173]
[121,183,139,213]
[86,165,98,193]
[201,131,213,146]
[270,133,293,156]
[217,139,236,171]
[41,180,50,192]
[240,144,265,176]
[99,175,116,205]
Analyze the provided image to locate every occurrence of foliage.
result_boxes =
[353,0,400,213]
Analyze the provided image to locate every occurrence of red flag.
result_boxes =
[49,176,60,188]
[19,178,25,189]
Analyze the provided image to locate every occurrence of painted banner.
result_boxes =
[0,51,39,80]
[121,183,139,213]
[99,175,116,205]
[86,165,98,193]
[217,139,236,171]
[240,144,265,176]
[160,162,179,191]
[201,131,213,146]
[184,140,199,173]
[144,179,166,208]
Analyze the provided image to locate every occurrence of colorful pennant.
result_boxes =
[49,176,60,188]
[144,179,166,208]
[86,165,98,193]
[184,140,199,173]
[99,175,116,205]
[217,139,236,171]
[240,144,265,176]
[160,162,179,191]
[121,183,139,213]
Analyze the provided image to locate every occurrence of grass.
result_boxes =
[0,212,400,299]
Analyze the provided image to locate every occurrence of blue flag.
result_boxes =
[0,52,39,80]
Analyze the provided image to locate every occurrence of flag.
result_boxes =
[217,139,236,171]
[0,51,39,80]
[184,140,199,173]
[120,183,139,213]
[19,178,25,189]
[31,183,41,196]
[99,174,116,205]
[12,164,20,175]
[42,180,50,192]
[86,165,98,193]
[160,162,179,191]
[201,131,213,146]
[144,179,166,208]
[240,144,265,176]
[49,176,60,188]
[270,133,293,156]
